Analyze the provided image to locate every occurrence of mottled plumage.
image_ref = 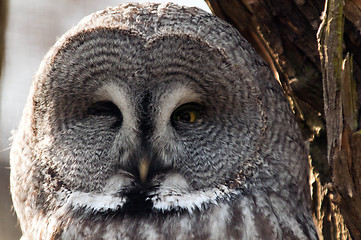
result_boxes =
[10,3,318,239]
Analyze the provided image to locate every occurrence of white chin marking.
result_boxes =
[64,174,131,212]
[149,185,238,213]
[65,186,238,214]
[66,191,126,212]
[63,173,239,214]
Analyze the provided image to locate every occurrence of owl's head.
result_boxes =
[10,3,311,238]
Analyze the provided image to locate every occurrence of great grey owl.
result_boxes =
[10,3,318,240]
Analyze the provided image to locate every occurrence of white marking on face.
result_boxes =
[62,172,239,214]
[150,184,238,213]
[95,83,136,132]
[155,84,202,133]
[67,191,126,212]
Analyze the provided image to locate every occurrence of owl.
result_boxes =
[10,3,318,240]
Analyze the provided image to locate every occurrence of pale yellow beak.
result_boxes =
[138,158,150,184]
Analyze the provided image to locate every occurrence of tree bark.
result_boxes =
[205,0,361,239]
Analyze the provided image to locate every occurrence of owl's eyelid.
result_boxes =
[87,101,121,115]
[172,102,204,116]
[173,101,203,112]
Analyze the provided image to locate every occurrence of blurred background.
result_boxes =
[0,1,210,239]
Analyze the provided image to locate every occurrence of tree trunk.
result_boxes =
[205,0,361,239]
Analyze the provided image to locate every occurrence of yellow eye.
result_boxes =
[172,103,201,123]
[175,110,198,123]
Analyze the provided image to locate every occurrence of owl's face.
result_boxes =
[36,29,263,213]
[10,3,317,239]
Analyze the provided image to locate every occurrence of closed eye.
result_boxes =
[87,101,122,129]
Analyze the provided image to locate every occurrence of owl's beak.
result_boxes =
[138,157,150,184]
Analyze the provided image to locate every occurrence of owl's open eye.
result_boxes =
[87,101,122,128]
[171,102,202,124]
